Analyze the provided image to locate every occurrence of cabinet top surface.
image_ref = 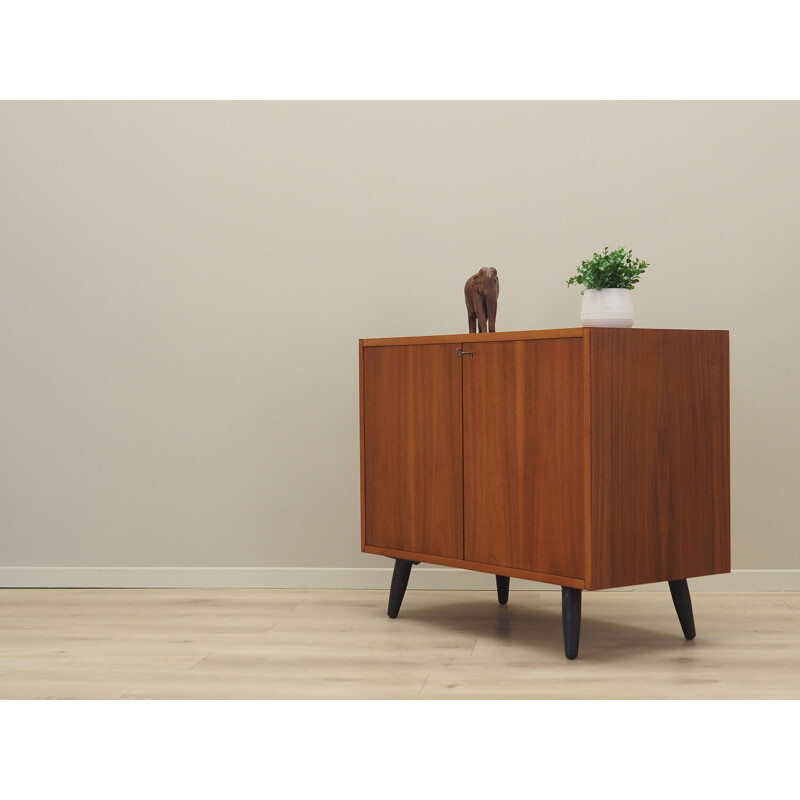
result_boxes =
[360,328,729,348]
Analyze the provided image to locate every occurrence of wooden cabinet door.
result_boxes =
[462,337,585,580]
[362,344,463,559]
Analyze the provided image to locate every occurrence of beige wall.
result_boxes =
[1,102,798,584]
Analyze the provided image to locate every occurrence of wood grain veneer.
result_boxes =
[360,328,730,592]
[462,338,584,578]
[586,328,730,589]
[361,328,582,348]
[362,343,463,559]
[362,543,585,588]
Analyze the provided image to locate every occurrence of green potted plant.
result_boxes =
[566,246,650,327]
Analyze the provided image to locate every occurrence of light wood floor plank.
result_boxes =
[1,589,798,699]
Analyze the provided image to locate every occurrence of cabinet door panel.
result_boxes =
[363,344,463,559]
[462,338,584,578]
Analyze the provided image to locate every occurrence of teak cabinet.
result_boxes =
[359,328,730,658]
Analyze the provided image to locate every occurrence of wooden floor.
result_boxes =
[1,588,798,699]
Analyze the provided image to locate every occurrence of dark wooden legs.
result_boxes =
[668,579,696,640]
[562,587,582,659]
[558,581,694,659]
[495,575,510,605]
[560,581,694,659]
[389,565,512,616]
[496,577,581,659]
[387,559,417,618]
[386,565,697,655]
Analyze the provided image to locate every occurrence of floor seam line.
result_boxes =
[188,651,214,670]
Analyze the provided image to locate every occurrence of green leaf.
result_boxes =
[567,245,650,291]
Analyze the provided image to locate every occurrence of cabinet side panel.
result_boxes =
[591,329,730,588]
[362,344,463,559]
[463,338,584,579]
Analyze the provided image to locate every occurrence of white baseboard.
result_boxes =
[1,567,799,591]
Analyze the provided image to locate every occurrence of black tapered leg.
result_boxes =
[387,559,416,618]
[561,587,582,660]
[495,575,510,605]
[668,579,696,640]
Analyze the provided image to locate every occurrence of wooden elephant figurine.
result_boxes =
[464,267,499,333]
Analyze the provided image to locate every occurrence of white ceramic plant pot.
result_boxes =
[580,288,634,328]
